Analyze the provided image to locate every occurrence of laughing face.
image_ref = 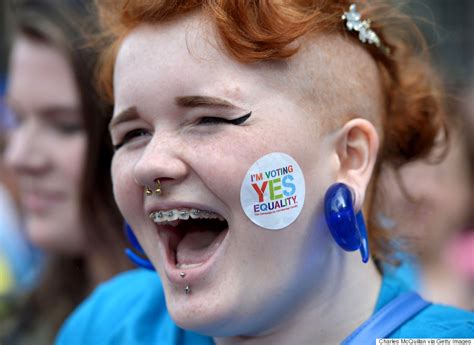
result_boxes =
[111,13,382,337]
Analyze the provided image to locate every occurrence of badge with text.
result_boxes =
[240,153,305,230]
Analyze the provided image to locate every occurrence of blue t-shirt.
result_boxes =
[56,269,212,345]
[56,269,474,344]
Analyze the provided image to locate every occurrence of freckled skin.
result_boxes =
[111,13,382,343]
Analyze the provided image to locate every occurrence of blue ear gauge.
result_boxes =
[324,183,370,263]
[124,223,155,270]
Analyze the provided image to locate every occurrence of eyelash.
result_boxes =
[198,112,252,126]
[54,122,83,135]
[113,128,150,151]
[113,112,251,151]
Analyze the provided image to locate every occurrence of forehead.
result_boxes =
[114,12,381,119]
[8,36,79,107]
[114,14,268,112]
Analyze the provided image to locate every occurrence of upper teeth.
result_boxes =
[149,208,225,225]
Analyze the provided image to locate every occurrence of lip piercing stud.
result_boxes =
[145,186,153,196]
[185,285,191,295]
[154,178,161,195]
[180,272,186,278]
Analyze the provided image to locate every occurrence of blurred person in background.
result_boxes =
[0,0,131,343]
[0,148,43,340]
[379,85,474,310]
[0,74,43,332]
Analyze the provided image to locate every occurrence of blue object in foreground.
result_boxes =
[324,183,369,263]
[124,223,155,271]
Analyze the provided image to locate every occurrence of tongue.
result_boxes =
[176,229,225,265]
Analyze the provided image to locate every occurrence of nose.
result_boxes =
[4,120,49,175]
[133,131,189,192]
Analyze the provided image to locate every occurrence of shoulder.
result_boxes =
[55,269,213,345]
[391,303,474,338]
[378,274,474,338]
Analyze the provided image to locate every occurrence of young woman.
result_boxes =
[57,0,474,343]
[1,0,130,343]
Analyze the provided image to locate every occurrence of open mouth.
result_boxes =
[150,208,229,269]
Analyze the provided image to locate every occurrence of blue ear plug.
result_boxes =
[324,183,370,263]
[124,223,155,270]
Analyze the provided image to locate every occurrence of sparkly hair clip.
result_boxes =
[342,4,390,55]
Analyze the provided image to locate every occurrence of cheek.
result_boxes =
[184,135,259,204]
[59,134,87,186]
[111,153,140,221]
[190,129,327,220]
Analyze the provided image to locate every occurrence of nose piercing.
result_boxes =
[145,178,162,196]
[145,186,153,196]
[154,178,162,195]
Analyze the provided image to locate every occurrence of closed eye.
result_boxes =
[113,128,150,151]
[198,112,251,126]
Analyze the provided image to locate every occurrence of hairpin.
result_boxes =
[342,4,390,55]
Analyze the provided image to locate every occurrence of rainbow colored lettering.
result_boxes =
[250,165,298,215]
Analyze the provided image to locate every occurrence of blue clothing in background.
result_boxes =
[56,269,474,344]
[56,269,214,345]
[377,271,474,337]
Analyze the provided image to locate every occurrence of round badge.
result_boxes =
[240,152,305,230]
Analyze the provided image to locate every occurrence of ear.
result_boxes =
[335,119,379,211]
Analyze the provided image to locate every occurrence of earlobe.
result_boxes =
[324,183,370,263]
[336,119,379,211]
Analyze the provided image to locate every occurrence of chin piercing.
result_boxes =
[180,272,186,278]
[154,178,161,195]
[185,285,191,295]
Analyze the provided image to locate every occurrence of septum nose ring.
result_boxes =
[145,178,161,196]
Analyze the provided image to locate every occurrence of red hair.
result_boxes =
[95,0,447,263]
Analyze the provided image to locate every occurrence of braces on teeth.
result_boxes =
[149,208,225,224]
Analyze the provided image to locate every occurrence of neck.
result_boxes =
[421,253,473,310]
[214,251,382,345]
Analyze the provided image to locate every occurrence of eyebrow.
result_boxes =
[109,106,139,131]
[5,98,81,120]
[109,96,239,130]
[39,106,81,119]
[175,96,235,108]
